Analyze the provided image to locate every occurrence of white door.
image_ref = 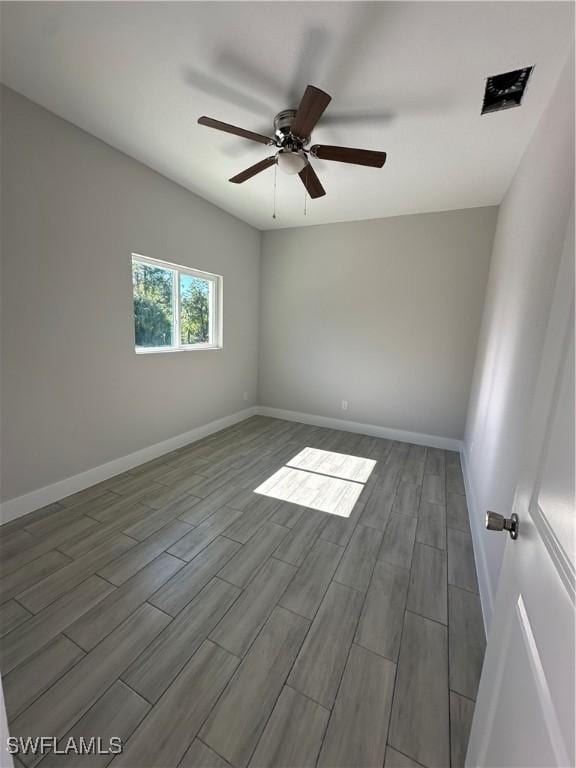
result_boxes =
[466,205,575,768]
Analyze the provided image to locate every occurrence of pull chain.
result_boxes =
[272,162,278,220]
[304,164,309,216]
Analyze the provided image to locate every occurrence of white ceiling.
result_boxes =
[1,2,573,230]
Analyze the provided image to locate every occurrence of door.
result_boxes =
[466,205,575,767]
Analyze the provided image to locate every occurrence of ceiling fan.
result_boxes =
[198,85,387,199]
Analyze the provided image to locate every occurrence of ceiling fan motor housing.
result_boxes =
[273,110,309,147]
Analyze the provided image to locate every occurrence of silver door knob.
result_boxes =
[486,511,519,540]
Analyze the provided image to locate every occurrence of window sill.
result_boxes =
[135,345,223,355]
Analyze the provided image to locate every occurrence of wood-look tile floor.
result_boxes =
[0,417,485,768]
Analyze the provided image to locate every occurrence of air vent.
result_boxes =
[481,67,533,115]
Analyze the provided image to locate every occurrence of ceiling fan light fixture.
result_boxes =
[276,150,308,175]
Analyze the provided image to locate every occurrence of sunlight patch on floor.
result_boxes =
[286,446,376,483]
[254,448,376,518]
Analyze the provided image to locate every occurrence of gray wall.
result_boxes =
[464,51,575,622]
[259,208,497,440]
[0,87,261,502]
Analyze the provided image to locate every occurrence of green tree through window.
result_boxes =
[132,263,174,347]
[180,274,210,345]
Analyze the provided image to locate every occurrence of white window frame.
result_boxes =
[131,253,223,354]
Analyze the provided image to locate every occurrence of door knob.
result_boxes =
[486,511,519,540]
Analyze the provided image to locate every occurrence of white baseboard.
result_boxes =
[256,406,463,452]
[0,407,258,525]
[460,446,494,633]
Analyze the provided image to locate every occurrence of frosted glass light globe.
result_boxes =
[277,150,307,175]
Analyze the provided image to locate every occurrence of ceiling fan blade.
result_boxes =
[290,85,332,139]
[299,163,326,199]
[311,144,387,168]
[229,156,277,184]
[198,116,273,145]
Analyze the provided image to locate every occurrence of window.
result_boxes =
[131,254,222,353]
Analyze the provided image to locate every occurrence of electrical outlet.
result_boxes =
[243,392,249,401]
[341,400,348,411]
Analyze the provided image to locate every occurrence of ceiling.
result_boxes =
[1,2,573,230]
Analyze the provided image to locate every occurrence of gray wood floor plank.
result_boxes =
[450,692,475,768]
[11,604,170,766]
[65,553,183,651]
[185,472,243,499]
[123,577,240,703]
[3,634,85,721]
[407,543,447,625]
[0,575,114,673]
[39,681,150,768]
[56,504,149,559]
[210,558,296,657]
[21,505,97,540]
[446,464,465,494]
[269,502,304,529]
[424,448,445,477]
[104,474,167,500]
[178,485,245,526]
[355,561,409,661]
[0,600,32,637]
[0,551,71,605]
[378,514,417,571]
[288,582,364,708]
[319,500,362,548]
[279,538,343,619]
[168,507,243,561]
[224,488,261,511]
[180,740,232,768]
[223,497,282,544]
[138,484,201,512]
[219,521,289,588]
[445,450,460,468]
[446,493,470,533]
[334,524,383,592]
[60,485,118,509]
[249,685,330,768]
[401,446,427,485]
[201,607,310,768]
[421,474,446,505]
[2,516,99,576]
[0,529,36,560]
[391,482,421,517]
[88,493,160,525]
[123,494,201,539]
[388,611,450,768]
[153,465,208,490]
[359,485,395,531]
[416,500,447,550]
[272,509,327,566]
[448,586,486,701]
[317,644,396,768]
[17,535,135,613]
[57,491,122,519]
[116,641,239,768]
[447,529,479,593]
[0,504,61,536]
[384,747,425,767]
[148,536,240,616]
[97,521,191,586]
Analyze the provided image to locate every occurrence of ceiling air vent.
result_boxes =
[481,67,533,115]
